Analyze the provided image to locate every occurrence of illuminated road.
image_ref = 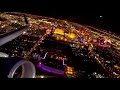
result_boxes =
[36,63,64,76]
[1,12,120,78]
[89,51,115,77]
[86,25,120,40]
[85,25,120,50]
[24,32,48,59]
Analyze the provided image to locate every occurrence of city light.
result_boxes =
[54,28,64,35]
[23,31,26,34]
[67,33,76,39]
[0,12,120,78]
[40,75,45,78]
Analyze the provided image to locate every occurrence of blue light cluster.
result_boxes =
[78,37,84,43]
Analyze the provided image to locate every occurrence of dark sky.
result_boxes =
[0,0,119,34]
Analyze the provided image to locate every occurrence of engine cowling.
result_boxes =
[0,52,9,57]
[0,57,36,78]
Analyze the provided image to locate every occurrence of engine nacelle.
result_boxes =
[0,57,36,78]
[0,52,9,57]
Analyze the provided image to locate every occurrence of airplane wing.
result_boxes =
[0,15,29,46]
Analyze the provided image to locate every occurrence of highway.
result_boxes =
[86,25,120,41]
[89,50,116,78]
[1,12,120,78]
[24,31,49,59]
[85,25,120,50]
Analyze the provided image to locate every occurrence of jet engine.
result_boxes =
[0,57,36,78]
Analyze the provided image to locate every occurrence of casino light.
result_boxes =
[56,36,59,40]
[60,36,64,40]
[54,28,64,35]
[68,33,76,39]
[78,37,84,43]
[64,38,67,41]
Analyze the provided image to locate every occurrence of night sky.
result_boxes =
[0,0,119,34]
